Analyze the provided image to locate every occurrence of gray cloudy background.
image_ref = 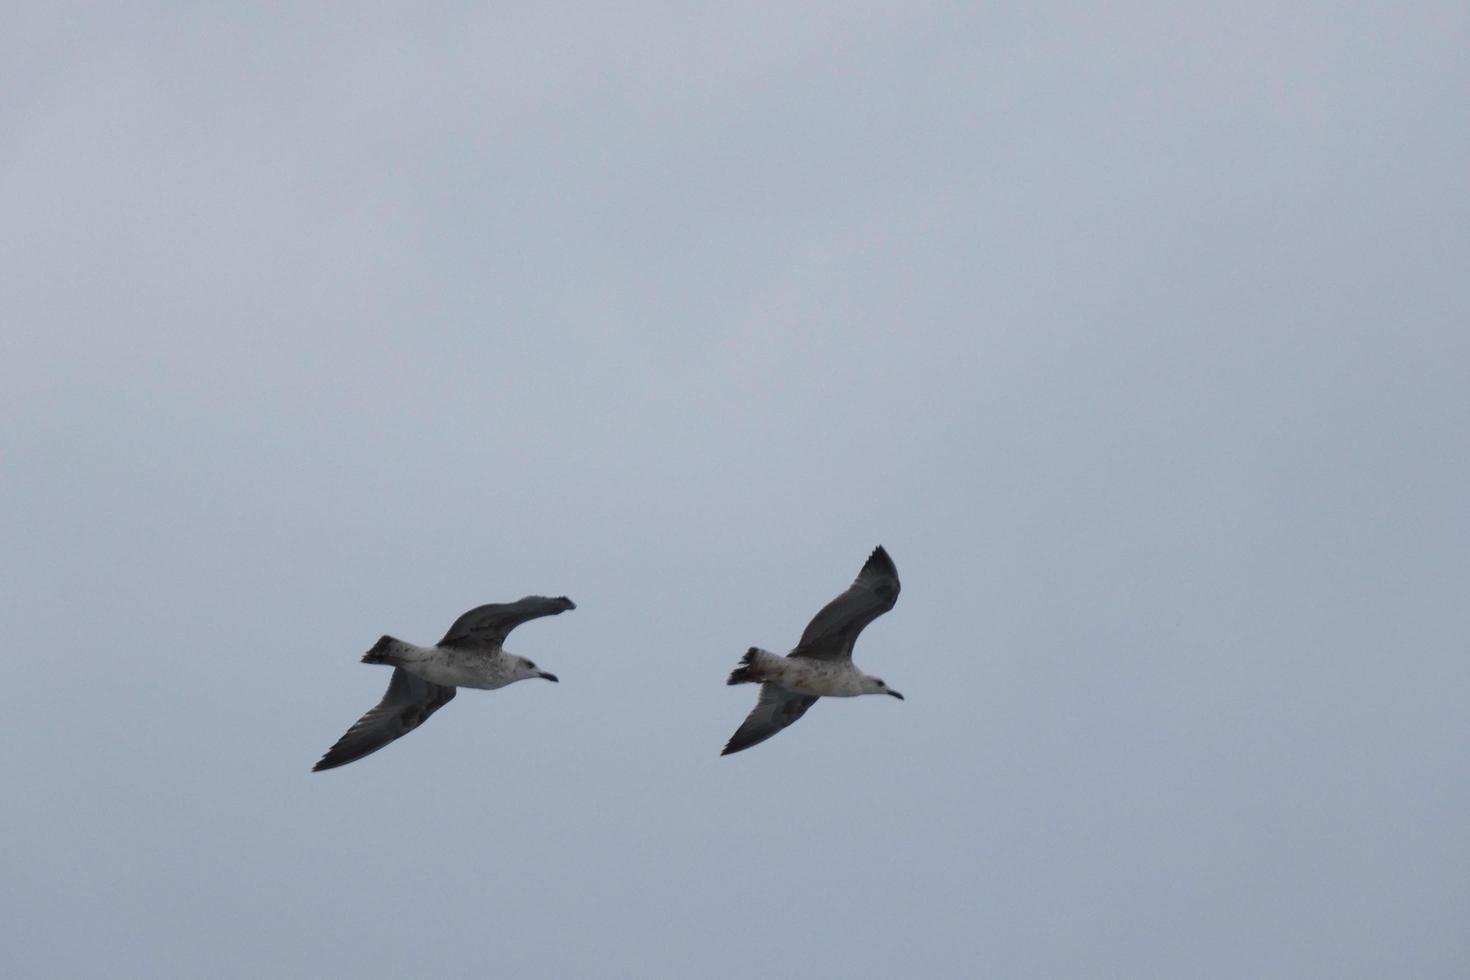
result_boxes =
[3,3,1468,978]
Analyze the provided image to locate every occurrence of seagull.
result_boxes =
[722,546,903,756]
[313,595,574,772]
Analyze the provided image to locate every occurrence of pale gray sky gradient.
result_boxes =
[3,4,1468,978]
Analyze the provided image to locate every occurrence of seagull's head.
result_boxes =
[863,675,904,700]
[514,656,559,684]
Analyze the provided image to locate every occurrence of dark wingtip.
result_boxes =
[722,730,764,756]
[862,546,899,595]
[313,741,359,771]
[519,595,575,612]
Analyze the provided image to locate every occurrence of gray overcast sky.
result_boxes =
[3,3,1468,977]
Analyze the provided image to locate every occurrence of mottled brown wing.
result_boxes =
[312,668,457,772]
[721,684,820,755]
[437,595,576,650]
[791,546,900,662]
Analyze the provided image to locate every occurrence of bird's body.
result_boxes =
[734,647,877,698]
[722,546,904,755]
[365,637,537,690]
[313,595,573,772]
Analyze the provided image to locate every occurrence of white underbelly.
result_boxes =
[769,658,864,697]
[402,652,509,690]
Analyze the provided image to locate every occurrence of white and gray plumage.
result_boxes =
[722,546,903,756]
[312,595,574,772]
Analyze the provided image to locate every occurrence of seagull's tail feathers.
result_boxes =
[727,647,772,685]
[362,635,409,666]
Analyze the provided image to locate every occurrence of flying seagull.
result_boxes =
[722,546,903,755]
[313,595,574,771]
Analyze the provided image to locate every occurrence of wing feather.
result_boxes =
[312,668,457,771]
[791,546,900,661]
[721,685,819,755]
[438,595,576,650]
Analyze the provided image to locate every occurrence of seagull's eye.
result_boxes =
[877,680,886,687]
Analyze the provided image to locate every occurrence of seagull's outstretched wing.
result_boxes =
[437,595,576,650]
[790,546,900,661]
[313,668,457,771]
[721,684,819,755]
